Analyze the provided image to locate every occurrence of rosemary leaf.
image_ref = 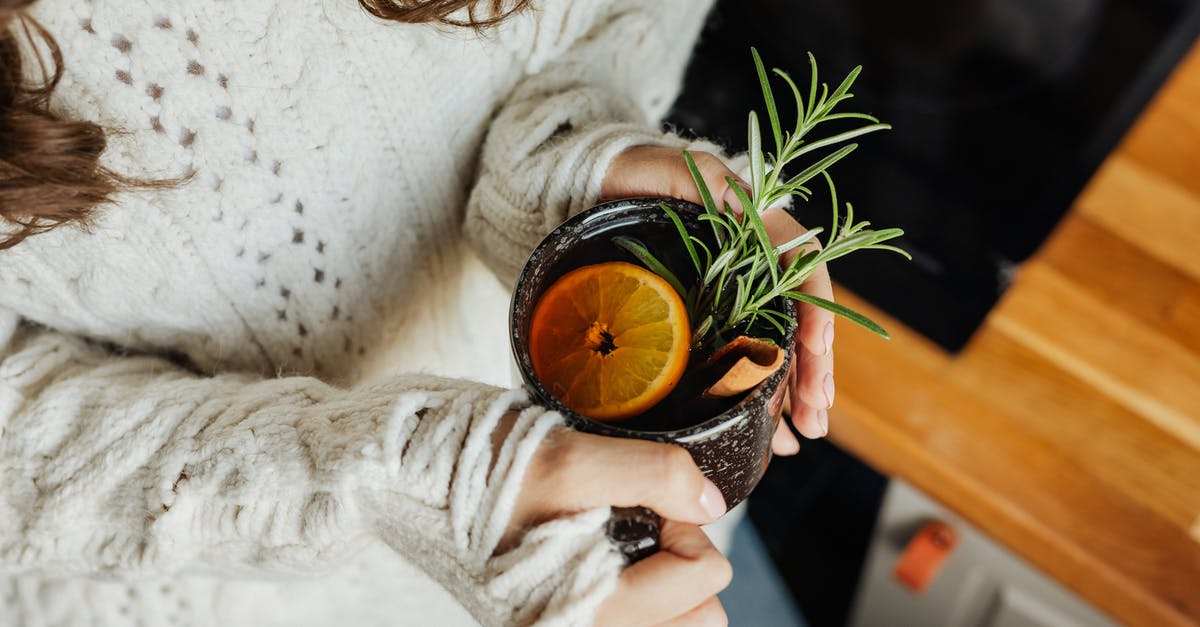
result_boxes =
[729,181,777,286]
[753,47,784,156]
[868,244,914,259]
[806,51,819,122]
[773,68,805,137]
[817,112,881,125]
[661,203,702,275]
[732,274,749,325]
[692,315,714,347]
[817,65,864,118]
[748,112,765,200]
[757,310,788,337]
[822,170,839,249]
[784,144,858,189]
[775,227,824,256]
[613,236,688,300]
[684,151,723,243]
[691,235,714,268]
[786,292,891,339]
[704,249,738,286]
[787,123,890,163]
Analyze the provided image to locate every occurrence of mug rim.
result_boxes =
[509,197,797,441]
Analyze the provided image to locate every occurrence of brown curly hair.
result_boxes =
[0,0,530,250]
[359,0,531,28]
[0,1,132,249]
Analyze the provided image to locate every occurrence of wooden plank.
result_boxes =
[1120,41,1200,199]
[988,262,1200,452]
[1172,286,1200,354]
[828,287,1199,627]
[1075,153,1200,283]
[1037,216,1200,354]
[954,327,1200,536]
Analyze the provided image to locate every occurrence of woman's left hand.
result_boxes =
[602,145,835,455]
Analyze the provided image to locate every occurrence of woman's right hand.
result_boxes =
[503,426,733,626]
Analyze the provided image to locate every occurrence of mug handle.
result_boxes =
[608,506,662,563]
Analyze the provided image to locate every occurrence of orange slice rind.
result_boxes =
[529,261,690,420]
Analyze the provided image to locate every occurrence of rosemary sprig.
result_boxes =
[622,49,910,349]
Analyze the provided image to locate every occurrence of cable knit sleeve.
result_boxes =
[0,310,622,626]
[465,0,716,284]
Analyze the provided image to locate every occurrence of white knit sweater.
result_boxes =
[0,1,713,625]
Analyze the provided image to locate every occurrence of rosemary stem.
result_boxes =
[640,49,908,347]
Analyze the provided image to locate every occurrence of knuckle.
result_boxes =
[655,445,699,487]
[669,175,695,201]
[685,544,733,594]
[692,152,724,174]
[701,152,726,168]
[644,446,702,509]
[699,549,734,592]
[699,599,729,627]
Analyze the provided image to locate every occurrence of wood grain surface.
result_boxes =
[829,42,1200,626]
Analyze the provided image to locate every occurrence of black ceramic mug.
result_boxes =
[510,198,795,560]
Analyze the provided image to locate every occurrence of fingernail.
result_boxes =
[817,408,829,436]
[699,479,727,519]
[823,372,835,408]
[823,321,835,355]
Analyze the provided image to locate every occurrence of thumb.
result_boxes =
[528,429,727,525]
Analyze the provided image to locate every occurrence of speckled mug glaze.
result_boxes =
[510,198,796,552]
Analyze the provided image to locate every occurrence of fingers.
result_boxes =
[789,350,830,439]
[793,335,834,415]
[596,522,732,627]
[654,597,728,627]
[797,261,836,358]
[759,207,836,440]
[790,264,835,439]
[600,145,746,214]
[790,241,836,424]
[674,151,745,215]
[772,418,800,455]
[791,402,828,440]
[527,429,726,525]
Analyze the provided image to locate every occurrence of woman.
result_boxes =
[0,0,838,624]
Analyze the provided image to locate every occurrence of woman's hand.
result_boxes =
[506,426,732,626]
[602,145,836,454]
[601,145,754,217]
[595,521,731,626]
[760,208,835,447]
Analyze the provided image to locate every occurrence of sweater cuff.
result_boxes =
[486,508,624,627]
[466,122,693,286]
[363,385,623,627]
[565,123,692,220]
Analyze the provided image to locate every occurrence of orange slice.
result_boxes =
[530,261,691,421]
